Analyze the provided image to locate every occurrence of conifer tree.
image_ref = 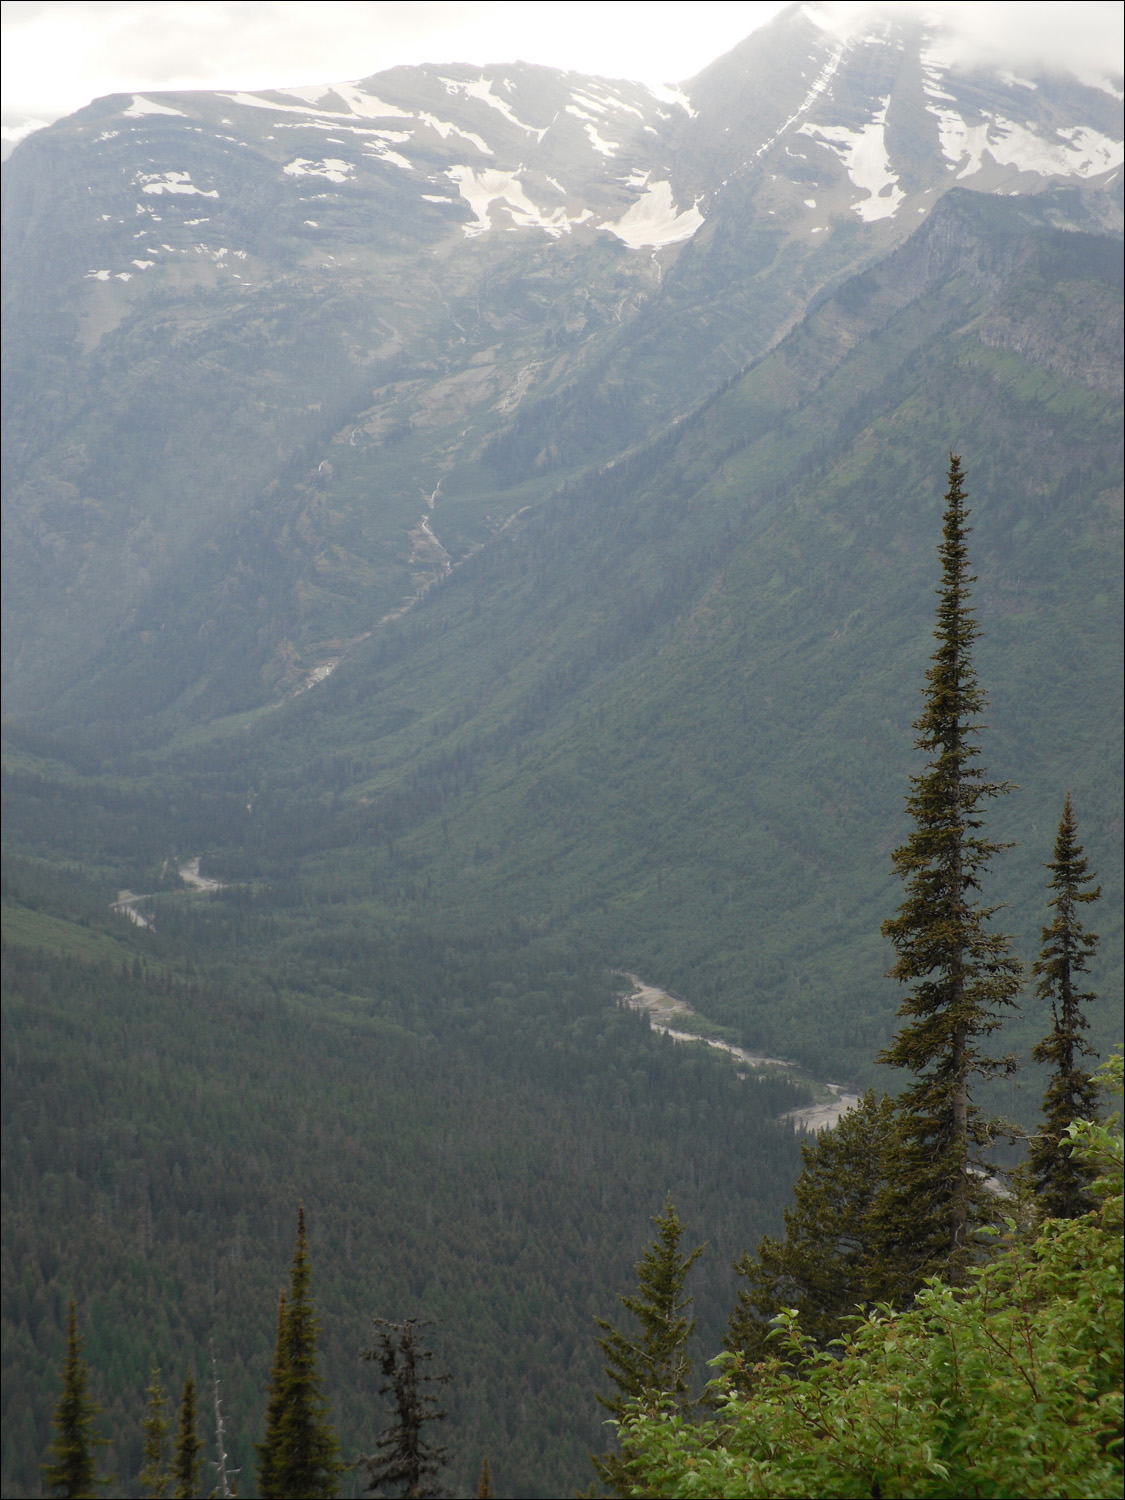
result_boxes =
[358,1318,452,1499]
[1029,793,1103,1218]
[171,1373,204,1500]
[591,1198,705,1496]
[727,1092,895,1368]
[256,1292,289,1497]
[875,454,1021,1296]
[139,1368,171,1498]
[42,1298,108,1499]
[476,1454,493,1499]
[257,1208,340,1499]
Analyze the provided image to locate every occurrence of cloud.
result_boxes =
[812,2,1124,89]
[2,0,1121,146]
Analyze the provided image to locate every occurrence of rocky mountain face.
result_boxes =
[3,2,1121,721]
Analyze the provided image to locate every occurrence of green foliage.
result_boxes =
[258,1208,340,1499]
[1030,793,1103,1218]
[358,1318,452,1499]
[875,455,1022,1294]
[727,1093,896,1364]
[42,1298,108,1499]
[171,1372,203,1500]
[616,1060,1125,1498]
[138,1369,170,1498]
[592,1199,705,1495]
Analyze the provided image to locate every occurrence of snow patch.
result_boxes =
[446,166,576,236]
[86,270,112,281]
[330,83,413,119]
[124,95,185,118]
[136,170,218,197]
[583,122,619,157]
[284,157,354,183]
[646,82,696,117]
[798,97,904,221]
[998,70,1038,91]
[600,180,704,249]
[930,109,1124,179]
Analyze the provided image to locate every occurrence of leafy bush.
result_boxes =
[618,1055,1124,1499]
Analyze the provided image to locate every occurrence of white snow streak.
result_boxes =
[439,76,547,139]
[583,122,620,157]
[799,96,904,221]
[123,95,185,117]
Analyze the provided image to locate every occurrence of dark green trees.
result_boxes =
[358,1318,452,1499]
[727,1092,895,1366]
[256,1208,340,1499]
[591,1198,705,1495]
[171,1373,203,1500]
[876,454,1021,1294]
[139,1369,171,1498]
[42,1298,107,1499]
[1029,793,1103,1218]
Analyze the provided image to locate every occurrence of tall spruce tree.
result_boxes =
[358,1318,452,1499]
[42,1298,108,1499]
[726,1092,896,1370]
[138,1368,171,1498]
[256,1208,340,1499]
[1029,793,1103,1219]
[591,1198,705,1497]
[875,454,1021,1296]
[171,1373,204,1500]
[257,1291,290,1497]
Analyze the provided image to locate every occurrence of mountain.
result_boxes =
[3,3,1120,723]
[2,5,1122,1496]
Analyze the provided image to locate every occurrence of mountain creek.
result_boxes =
[618,973,859,1133]
[104,875,858,1137]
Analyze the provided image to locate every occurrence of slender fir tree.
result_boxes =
[42,1299,108,1499]
[591,1198,705,1496]
[256,1291,289,1497]
[358,1318,452,1499]
[171,1373,204,1500]
[257,1208,340,1499]
[1029,793,1103,1218]
[138,1368,171,1498]
[874,454,1022,1297]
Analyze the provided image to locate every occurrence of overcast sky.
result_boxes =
[2,1,1122,149]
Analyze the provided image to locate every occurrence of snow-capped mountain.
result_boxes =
[6,3,1120,294]
[1,2,1121,718]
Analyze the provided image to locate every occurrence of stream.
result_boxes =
[618,972,858,1133]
